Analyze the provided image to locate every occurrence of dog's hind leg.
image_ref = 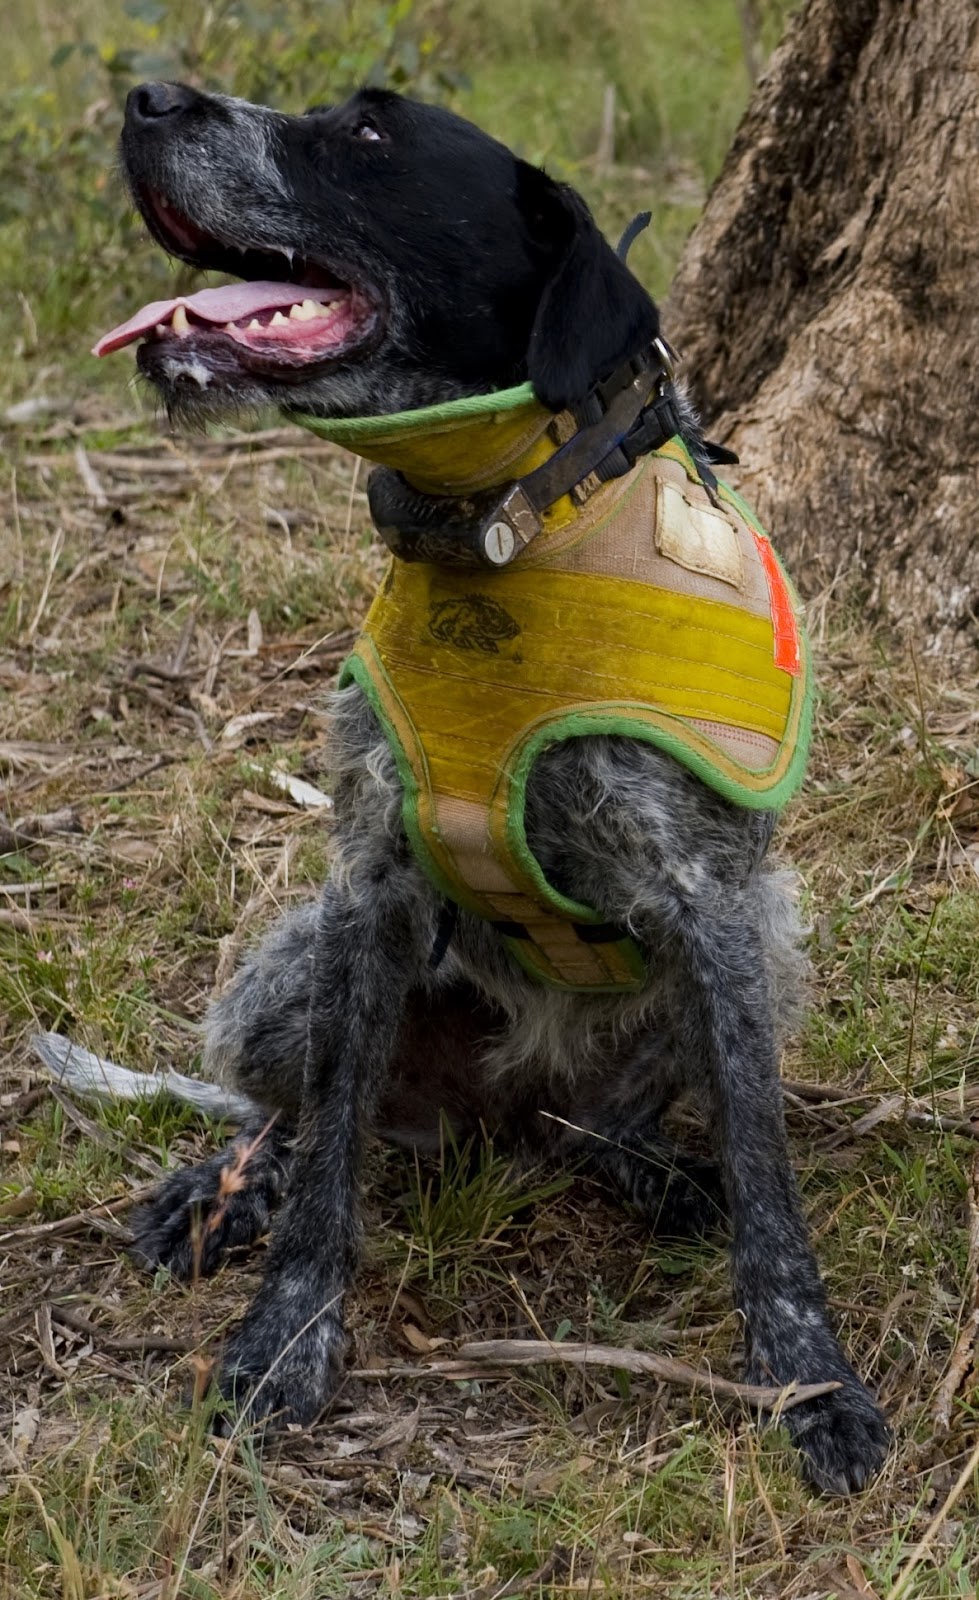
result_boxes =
[204,900,319,1118]
[560,1032,725,1236]
[130,1114,293,1278]
[580,1113,726,1238]
[131,899,502,1278]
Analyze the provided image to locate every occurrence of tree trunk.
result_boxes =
[666,0,979,657]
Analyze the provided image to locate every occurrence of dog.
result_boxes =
[95,80,890,1494]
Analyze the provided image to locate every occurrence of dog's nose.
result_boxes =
[127,82,199,123]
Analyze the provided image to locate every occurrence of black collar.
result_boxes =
[368,338,694,568]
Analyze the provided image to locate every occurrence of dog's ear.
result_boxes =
[517,165,659,412]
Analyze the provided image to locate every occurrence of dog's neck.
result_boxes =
[290,349,689,567]
[292,384,567,496]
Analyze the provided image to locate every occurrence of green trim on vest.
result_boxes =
[292,382,536,446]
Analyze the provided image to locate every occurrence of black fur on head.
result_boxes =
[113,83,661,423]
[517,167,659,412]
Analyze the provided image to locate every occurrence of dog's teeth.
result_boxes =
[312,301,337,319]
[171,304,190,335]
[221,322,236,331]
[155,323,167,335]
[248,319,261,330]
[290,299,319,321]
[271,310,289,326]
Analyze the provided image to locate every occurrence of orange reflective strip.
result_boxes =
[751,531,800,675]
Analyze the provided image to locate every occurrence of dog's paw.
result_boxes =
[780,1378,890,1496]
[608,1149,727,1239]
[215,1301,344,1429]
[130,1157,276,1279]
[656,1159,727,1239]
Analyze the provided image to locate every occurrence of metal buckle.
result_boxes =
[476,484,542,567]
[652,335,678,385]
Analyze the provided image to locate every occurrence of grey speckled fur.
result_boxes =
[135,685,890,1492]
[123,85,890,1494]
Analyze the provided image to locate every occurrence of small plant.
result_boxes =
[377,1125,572,1302]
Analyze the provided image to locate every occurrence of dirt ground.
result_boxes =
[1,395,978,1599]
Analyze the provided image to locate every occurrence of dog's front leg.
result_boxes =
[672,900,890,1494]
[217,844,429,1427]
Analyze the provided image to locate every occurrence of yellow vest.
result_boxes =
[297,386,811,994]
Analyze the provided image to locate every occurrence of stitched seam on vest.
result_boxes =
[688,720,782,751]
[382,659,789,725]
[529,590,790,657]
[381,575,791,661]
[484,699,808,933]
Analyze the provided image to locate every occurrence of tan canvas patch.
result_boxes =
[655,478,745,590]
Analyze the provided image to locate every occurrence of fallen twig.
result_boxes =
[94,754,174,796]
[0,1183,157,1248]
[73,443,108,507]
[904,1109,979,1143]
[126,657,192,683]
[781,1077,865,1105]
[0,806,82,853]
[819,1092,979,1150]
[51,1304,195,1356]
[0,908,76,931]
[351,1338,842,1413]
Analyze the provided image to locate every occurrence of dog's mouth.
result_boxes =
[93,185,382,382]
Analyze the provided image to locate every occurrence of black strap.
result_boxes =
[370,339,686,569]
[616,211,652,262]
[427,898,458,971]
[514,349,680,517]
[704,439,740,467]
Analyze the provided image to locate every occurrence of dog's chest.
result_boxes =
[336,445,809,995]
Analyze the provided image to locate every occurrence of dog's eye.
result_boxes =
[356,123,383,142]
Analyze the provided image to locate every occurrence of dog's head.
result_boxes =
[98,84,659,423]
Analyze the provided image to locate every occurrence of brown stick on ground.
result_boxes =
[51,1304,194,1356]
[0,807,82,854]
[352,1339,842,1413]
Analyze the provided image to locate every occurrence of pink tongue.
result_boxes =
[92,281,326,357]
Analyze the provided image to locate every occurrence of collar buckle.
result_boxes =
[477,484,541,566]
[369,336,689,570]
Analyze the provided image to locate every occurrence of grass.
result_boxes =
[3,413,978,1600]
[2,0,979,1596]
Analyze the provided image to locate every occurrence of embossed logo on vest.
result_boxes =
[428,595,521,655]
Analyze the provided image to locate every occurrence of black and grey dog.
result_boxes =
[109,82,889,1493]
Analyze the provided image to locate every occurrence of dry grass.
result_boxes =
[1,399,978,1599]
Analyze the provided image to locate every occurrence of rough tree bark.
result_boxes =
[666,0,979,657]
